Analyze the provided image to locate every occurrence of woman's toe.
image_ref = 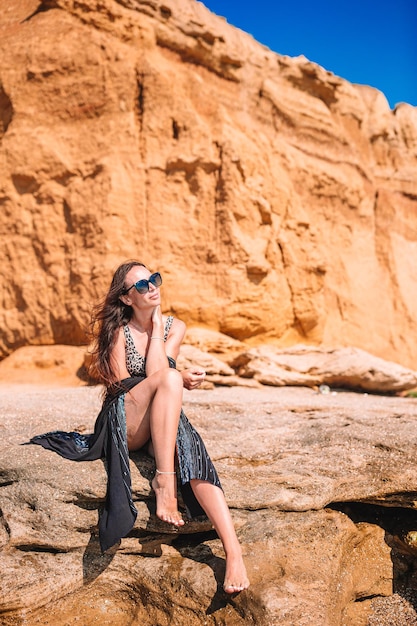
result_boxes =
[224,580,249,594]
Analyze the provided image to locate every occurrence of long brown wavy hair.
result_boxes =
[89,261,147,389]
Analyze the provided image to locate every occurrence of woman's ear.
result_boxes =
[119,294,131,307]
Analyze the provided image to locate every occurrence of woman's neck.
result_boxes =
[128,314,153,335]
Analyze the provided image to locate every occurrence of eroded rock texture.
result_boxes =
[0,0,417,368]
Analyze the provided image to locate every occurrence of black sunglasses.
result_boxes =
[123,272,162,295]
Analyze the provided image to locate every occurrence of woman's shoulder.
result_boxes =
[115,325,128,344]
[166,315,186,331]
[164,316,186,340]
[108,326,128,368]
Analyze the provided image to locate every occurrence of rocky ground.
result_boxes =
[2,381,417,625]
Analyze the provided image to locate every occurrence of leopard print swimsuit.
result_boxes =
[123,316,173,376]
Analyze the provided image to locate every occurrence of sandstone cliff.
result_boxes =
[1,0,417,367]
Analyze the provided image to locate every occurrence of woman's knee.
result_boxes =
[159,367,183,391]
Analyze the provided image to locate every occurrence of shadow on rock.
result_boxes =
[173,532,233,615]
[331,501,417,619]
[82,531,117,584]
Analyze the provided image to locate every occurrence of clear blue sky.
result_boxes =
[201,0,417,109]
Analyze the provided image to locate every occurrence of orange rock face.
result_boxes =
[0,0,416,366]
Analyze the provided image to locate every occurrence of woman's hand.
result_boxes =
[181,368,206,390]
[151,305,164,336]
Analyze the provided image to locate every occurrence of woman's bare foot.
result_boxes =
[223,551,250,594]
[151,470,184,527]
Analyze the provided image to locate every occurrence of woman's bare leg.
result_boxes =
[190,480,249,593]
[124,368,184,526]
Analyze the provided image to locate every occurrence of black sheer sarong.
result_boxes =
[29,372,221,552]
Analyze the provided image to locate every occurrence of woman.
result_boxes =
[31,261,249,594]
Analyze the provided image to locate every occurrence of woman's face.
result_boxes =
[123,266,161,309]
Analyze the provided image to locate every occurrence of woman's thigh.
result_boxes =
[124,377,157,450]
[124,368,183,450]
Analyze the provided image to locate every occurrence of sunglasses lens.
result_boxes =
[134,280,149,294]
[133,273,162,294]
[150,272,162,288]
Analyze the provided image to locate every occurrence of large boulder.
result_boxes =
[2,384,417,624]
[231,345,417,392]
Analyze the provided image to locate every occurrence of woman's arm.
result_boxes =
[165,317,206,390]
[109,327,131,381]
[145,309,186,377]
[164,317,186,360]
[146,311,205,390]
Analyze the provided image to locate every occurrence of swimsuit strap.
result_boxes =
[164,315,174,340]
